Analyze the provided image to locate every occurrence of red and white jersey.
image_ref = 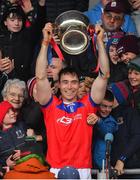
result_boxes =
[42,94,98,168]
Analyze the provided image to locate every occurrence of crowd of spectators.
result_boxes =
[0,0,140,179]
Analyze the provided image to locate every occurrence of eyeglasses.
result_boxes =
[104,12,123,22]
[100,104,113,110]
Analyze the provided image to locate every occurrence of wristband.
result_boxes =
[99,69,110,80]
[42,40,49,46]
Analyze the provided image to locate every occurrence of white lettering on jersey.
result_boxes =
[57,114,82,125]
[57,116,73,125]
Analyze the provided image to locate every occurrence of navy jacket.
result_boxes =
[0,121,27,166]
[111,105,140,168]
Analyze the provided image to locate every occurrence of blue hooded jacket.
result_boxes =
[93,115,118,169]
[84,2,137,35]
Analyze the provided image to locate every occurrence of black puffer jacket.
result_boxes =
[45,0,89,22]
[0,3,44,82]
[0,28,35,81]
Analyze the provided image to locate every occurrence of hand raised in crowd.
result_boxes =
[129,0,140,10]
[0,57,14,74]
[21,0,34,13]
[114,160,124,176]
[87,113,100,125]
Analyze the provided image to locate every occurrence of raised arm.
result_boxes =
[35,23,53,105]
[90,25,110,104]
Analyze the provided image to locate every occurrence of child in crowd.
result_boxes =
[109,56,140,114]
[116,35,140,64]
[77,76,94,99]
[0,100,54,179]
[87,90,118,169]
[108,38,128,83]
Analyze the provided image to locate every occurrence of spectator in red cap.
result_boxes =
[116,35,140,64]
[0,101,16,127]
[0,100,52,179]
[0,101,21,167]
[1,78,46,153]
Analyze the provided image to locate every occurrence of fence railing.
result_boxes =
[91,169,140,179]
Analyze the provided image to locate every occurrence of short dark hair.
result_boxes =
[104,89,114,102]
[58,66,79,82]
[2,5,26,22]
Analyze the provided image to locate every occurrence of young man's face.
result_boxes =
[4,16,23,32]
[3,108,17,126]
[99,99,114,117]
[77,81,87,99]
[47,58,63,81]
[102,11,124,32]
[120,52,137,64]
[109,45,120,64]
[128,69,140,87]
[4,85,24,109]
[59,73,79,103]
